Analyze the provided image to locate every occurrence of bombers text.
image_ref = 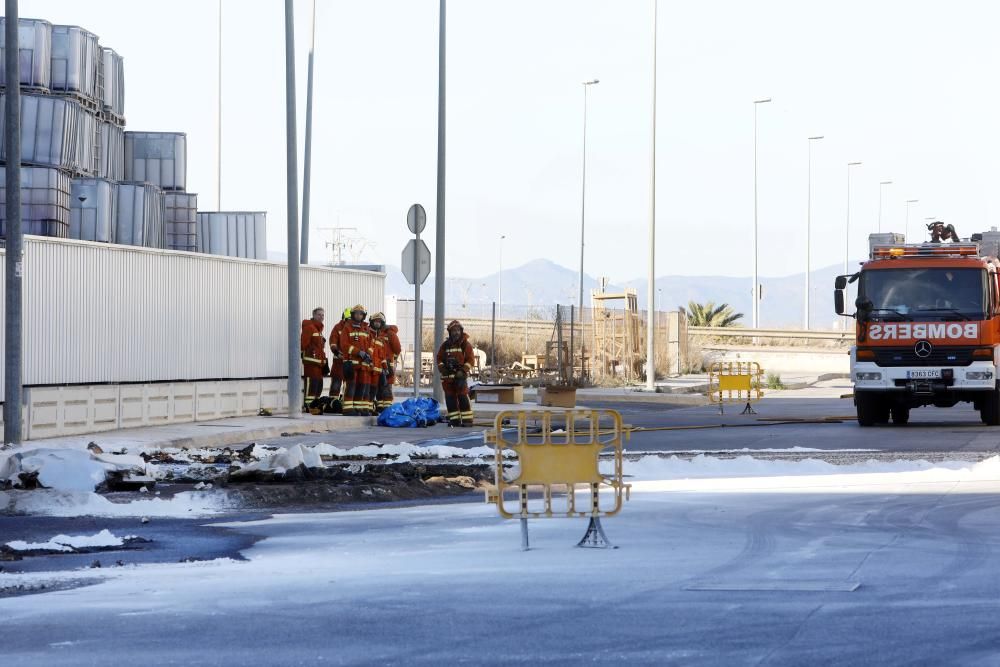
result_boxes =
[867,322,979,341]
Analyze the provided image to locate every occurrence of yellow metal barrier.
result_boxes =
[707,361,764,414]
[484,409,631,549]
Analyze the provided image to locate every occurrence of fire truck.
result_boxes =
[835,231,1000,426]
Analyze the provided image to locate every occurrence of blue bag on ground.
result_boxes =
[377,397,442,428]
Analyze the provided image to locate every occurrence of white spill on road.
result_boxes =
[2,456,1000,663]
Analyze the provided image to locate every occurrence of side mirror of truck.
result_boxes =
[834,290,845,315]
[834,275,848,290]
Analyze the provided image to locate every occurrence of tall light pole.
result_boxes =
[4,0,24,443]
[904,199,919,240]
[923,216,936,242]
[646,0,657,391]
[283,0,302,416]
[752,97,771,329]
[578,78,599,380]
[844,161,862,276]
[300,0,317,264]
[432,0,447,404]
[877,180,893,232]
[843,161,862,329]
[217,0,223,210]
[498,234,505,320]
[805,135,824,330]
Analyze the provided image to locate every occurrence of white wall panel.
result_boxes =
[0,237,384,400]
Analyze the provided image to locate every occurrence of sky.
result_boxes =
[18,0,1000,284]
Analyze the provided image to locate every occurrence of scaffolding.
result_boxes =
[591,287,643,382]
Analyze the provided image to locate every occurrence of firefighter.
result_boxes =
[326,307,351,412]
[369,312,401,414]
[436,320,475,427]
[339,304,373,416]
[299,307,328,414]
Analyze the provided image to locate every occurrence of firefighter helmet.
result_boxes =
[350,304,367,318]
[370,312,386,328]
[342,307,351,320]
[447,319,463,332]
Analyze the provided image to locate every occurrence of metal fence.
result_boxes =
[0,236,385,401]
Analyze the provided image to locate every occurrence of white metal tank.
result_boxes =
[0,166,71,237]
[0,18,52,91]
[50,24,101,101]
[124,132,187,191]
[70,178,117,243]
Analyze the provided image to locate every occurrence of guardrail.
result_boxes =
[688,326,851,344]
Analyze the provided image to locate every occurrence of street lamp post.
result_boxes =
[877,180,893,232]
[805,135,824,330]
[646,0,658,391]
[923,216,936,243]
[844,162,862,276]
[905,199,919,240]
[752,97,771,329]
[578,78,599,382]
[498,234,505,320]
[843,161,863,329]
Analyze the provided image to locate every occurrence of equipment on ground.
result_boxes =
[835,231,1000,426]
[927,221,960,243]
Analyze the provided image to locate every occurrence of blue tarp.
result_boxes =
[377,397,443,428]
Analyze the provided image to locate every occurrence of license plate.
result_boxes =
[907,369,941,380]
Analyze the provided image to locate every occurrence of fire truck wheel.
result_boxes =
[855,393,883,427]
[890,405,910,425]
[980,386,1000,426]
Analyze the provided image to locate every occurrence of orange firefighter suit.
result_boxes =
[339,306,373,416]
[300,317,327,409]
[436,320,475,426]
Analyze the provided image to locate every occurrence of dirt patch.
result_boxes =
[216,462,495,510]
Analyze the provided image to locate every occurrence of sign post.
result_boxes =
[402,204,431,397]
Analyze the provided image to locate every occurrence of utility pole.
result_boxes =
[805,135,824,330]
[4,0,23,444]
[300,0,316,264]
[645,0,657,392]
[752,97,771,328]
[283,0,302,416]
[433,0,447,404]
[578,78,599,383]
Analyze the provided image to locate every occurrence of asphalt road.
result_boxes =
[250,380,1000,456]
[599,379,1000,455]
[5,479,1000,666]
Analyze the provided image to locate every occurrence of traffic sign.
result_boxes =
[407,203,427,235]
[402,239,431,285]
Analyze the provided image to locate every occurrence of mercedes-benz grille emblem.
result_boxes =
[914,340,933,358]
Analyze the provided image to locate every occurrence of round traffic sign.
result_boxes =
[407,203,427,234]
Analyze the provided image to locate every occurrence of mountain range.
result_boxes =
[385,258,861,329]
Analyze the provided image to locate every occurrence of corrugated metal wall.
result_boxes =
[0,237,384,401]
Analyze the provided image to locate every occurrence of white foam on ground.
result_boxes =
[0,448,146,492]
[234,443,323,475]
[0,489,228,518]
[310,441,501,461]
[615,454,1000,493]
[6,529,132,553]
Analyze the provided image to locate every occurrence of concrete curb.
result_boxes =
[90,415,377,451]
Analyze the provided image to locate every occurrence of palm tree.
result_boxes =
[686,301,744,327]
